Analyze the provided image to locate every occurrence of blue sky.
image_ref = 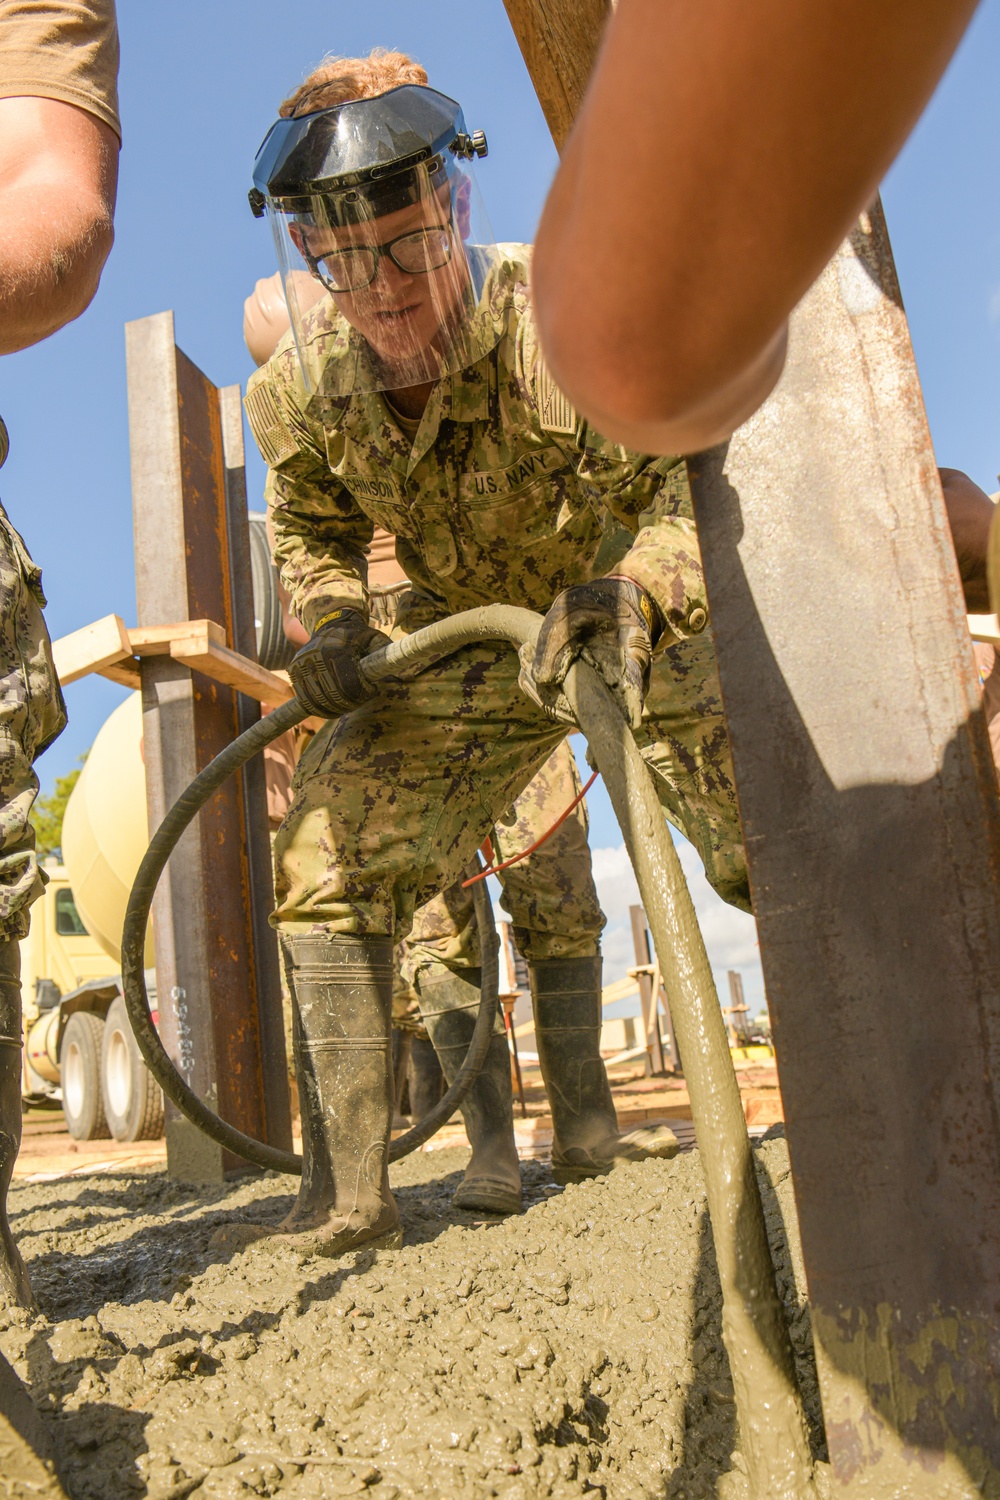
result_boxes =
[1,0,997,1003]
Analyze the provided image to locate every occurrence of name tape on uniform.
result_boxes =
[459,447,563,500]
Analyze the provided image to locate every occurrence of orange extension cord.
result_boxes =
[462,769,600,887]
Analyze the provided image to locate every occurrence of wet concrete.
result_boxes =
[1,1132,825,1499]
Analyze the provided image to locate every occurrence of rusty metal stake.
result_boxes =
[689,201,1000,1494]
[126,310,290,1183]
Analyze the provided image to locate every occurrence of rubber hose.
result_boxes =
[121,606,542,1176]
[563,661,817,1498]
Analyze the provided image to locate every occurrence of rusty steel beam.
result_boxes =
[219,385,292,1154]
[688,202,1000,1493]
[502,3,999,1481]
[126,311,290,1183]
[501,0,612,150]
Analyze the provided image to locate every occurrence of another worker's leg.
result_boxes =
[522,634,745,1185]
[392,942,445,1123]
[418,972,521,1215]
[407,1034,445,1122]
[0,941,31,1308]
[973,642,1000,778]
[407,891,521,1214]
[494,739,678,1180]
[390,948,417,1126]
[0,513,67,1309]
[272,630,563,1248]
[636,631,750,911]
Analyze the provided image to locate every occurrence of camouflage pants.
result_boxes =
[273,590,747,941]
[389,735,603,1024]
[0,488,67,941]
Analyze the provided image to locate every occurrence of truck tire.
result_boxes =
[60,1012,110,1140]
[101,996,164,1142]
[249,511,295,671]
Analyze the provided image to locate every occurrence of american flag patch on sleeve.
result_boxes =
[534,355,578,436]
[244,381,298,468]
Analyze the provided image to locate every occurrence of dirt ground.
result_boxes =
[2,1131,824,1500]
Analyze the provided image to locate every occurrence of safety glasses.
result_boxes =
[302,222,455,294]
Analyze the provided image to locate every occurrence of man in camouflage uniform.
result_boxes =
[0,0,120,1311]
[244,52,745,1257]
[244,273,675,1218]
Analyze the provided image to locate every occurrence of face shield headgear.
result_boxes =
[250,85,500,394]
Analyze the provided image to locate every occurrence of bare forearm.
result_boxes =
[0,98,118,354]
[533,0,979,453]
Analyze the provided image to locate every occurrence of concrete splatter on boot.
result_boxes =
[531,956,679,1185]
[0,939,33,1310]
[418,969,522,1215]
[219,934,402,1258]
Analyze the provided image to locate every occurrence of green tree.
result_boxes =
[31,753,88,862]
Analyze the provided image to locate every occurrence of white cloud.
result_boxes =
[590,836,766,1016]
[989,284,1000,327]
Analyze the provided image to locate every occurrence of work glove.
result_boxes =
[288,609,390,718]
[519,576,663,729]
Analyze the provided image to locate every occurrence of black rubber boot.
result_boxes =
[418,969,522,1215]
[407,1034,445,1124]
[391,1029,412,1129]
[531,956,679,1185]
[0,939,33,1309]
[224,933,402,1257]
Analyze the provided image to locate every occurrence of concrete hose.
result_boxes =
[119,602,545,1175]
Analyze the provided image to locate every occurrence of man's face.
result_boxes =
[297,190,470,372]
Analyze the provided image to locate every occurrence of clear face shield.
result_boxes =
[250,87,502,395]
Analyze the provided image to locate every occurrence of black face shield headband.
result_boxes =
[249,83,487,222]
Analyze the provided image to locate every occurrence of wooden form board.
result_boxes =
[630,904,680,1073]
[52,614,295,705]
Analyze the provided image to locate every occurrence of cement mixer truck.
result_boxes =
[21,691,162,1142]
[20,514,291,1143]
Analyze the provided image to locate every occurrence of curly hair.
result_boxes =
[280,48,428,118]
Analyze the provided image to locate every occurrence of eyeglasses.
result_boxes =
[303,223,455,294]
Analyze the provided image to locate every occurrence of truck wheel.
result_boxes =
[249,511,295,670]
[61,1012,110,1140]
[101,996,164,1142]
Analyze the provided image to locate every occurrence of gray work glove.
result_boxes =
[519,576,662,729]
[289,609,389,718]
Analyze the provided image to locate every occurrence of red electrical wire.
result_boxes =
[462,769,600,887]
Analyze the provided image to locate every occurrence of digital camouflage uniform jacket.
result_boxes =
[0,419,68,937]
[244,246,709,640]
